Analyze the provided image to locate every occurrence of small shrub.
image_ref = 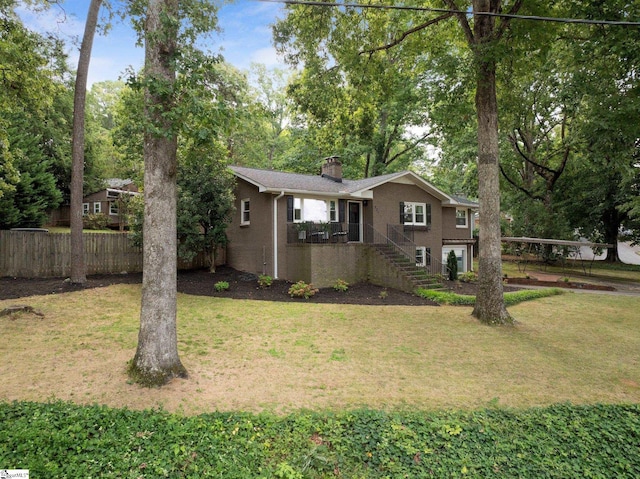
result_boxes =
[288,281,319,299]
[379,289,388,300]
[446,250,458,280]
[214,281,229,292]
[333,279,349,292]
[83,213,110,230]
[458,271,477,283]
[258,275,273,288]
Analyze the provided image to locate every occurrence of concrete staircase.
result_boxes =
[374,244,443,291]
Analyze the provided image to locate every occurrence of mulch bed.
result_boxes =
[6,266,610,306]
[505,277,616,291]
[1,266,453,306]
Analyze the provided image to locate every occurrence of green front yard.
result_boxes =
[1,271,639,477]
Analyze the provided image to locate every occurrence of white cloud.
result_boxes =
[16,4,84,40]
[250,47,285,68]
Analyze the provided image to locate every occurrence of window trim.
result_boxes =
[93,202,101,214]
[109,202,119,216]
[329,200,337,222]
[456,208,468,228]
[240,198,250,226]
[416,246,432,268]
[291,197,337,223]
[82,203,90,215]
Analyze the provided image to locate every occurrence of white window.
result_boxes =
[82,203,90,215]
[292,198,331,223]
[241,198,250,225]
[456,208,468,228]
[110,202,119,215]
[416,247,432,267]
[402,202,428,226]
[329,200,337,222]
[93,202,101,214]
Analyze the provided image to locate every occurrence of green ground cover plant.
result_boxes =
[416,287,564,306]
[1,401,639,478]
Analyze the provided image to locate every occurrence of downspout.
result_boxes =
[273,191,285,278]
[470,209,475,272]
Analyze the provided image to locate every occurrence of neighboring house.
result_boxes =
[48,179,139,229]
[227,158,477,292]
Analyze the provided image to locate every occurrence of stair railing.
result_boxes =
[366,224,448,277]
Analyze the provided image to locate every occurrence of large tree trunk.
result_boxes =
[603,204,621,263]
[129,0,187,386]
[70,0,102,285]
[470,0,512,325]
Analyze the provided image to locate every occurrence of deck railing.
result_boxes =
[287,222,350,244]
[285,221,447,277]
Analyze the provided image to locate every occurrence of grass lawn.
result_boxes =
[1,285,639,415]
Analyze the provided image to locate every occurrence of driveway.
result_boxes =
[576,241,640,265]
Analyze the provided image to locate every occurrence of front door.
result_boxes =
[347,201,362,242]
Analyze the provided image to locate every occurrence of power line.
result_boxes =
[259,0,640,26]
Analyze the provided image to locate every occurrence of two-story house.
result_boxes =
[227,158,476,292]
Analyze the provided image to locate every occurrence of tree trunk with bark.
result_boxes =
[129,0,188,386]
[70,0,102,285]
[469,0,513,324]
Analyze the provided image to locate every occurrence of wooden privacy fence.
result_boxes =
[0,230,207,278]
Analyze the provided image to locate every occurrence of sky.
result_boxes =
[17,0,287,86]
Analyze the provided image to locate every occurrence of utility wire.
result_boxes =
[259,0,640,26]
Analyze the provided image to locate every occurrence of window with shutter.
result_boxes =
[401,202,427,226]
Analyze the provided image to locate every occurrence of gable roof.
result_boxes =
[449,194,479,208]
[229,165,473,206]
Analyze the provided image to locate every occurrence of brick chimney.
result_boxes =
[321,156,343,183]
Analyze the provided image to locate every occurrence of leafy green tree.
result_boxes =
[497,26,578,245]
[274,3,437,178]
[178,151,235,273]
[0,4,66,228]
[558,0,640,261]
[110,84,146,182]
[228,64,294,169]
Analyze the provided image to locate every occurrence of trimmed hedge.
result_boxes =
[416,287,564,306]
[1,401,639,477]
